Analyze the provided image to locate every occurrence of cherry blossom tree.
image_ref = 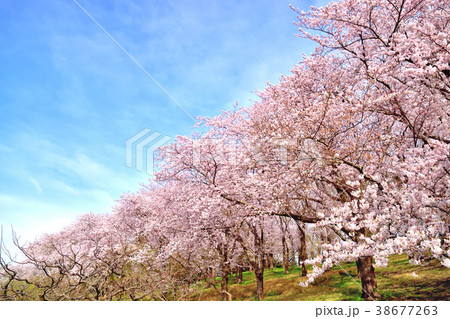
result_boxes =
[162,0,449,300]
[213,0,449,300]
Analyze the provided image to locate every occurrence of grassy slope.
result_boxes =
[191,255,450,301]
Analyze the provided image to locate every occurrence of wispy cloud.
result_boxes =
[29,177,42,195]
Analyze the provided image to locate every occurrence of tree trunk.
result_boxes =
[297,225,308,276]
[298,249,307,276]
[255,268,264,301]
[221,269,232,301]
[268,253,274,270]
[300,255,307,276]
[356,256,380,301]
[282,235,289,274]
[207,267,216,286]
[254,220,265,300]
[288,235,296,270]
[238,267,243,284]
[211,267,216,282]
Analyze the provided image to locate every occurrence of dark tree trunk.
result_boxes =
[297,225,308,276]
[210,267,216,283]
[237,267,243,284]
[255,268,264,301]
[298,249,308,276]
[356,256,380,301]
[221,262,232,301]
[301,258,307,276]
[282,235,289,274]
[254,220,265,300]
[221,272,231,301]
[218,237,232,301]
[240,218,265,300]
[206,267,214,286]
[268,253,274,270]
[279,217,290,274]
[288,236,296,270]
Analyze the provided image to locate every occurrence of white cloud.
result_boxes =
[29,177,42,195]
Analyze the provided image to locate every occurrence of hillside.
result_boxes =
[191,255,450,301]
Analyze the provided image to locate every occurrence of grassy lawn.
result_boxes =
[191,255,450,301]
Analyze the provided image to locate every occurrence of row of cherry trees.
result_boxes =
[153,0,450,299]
[1,0,449,301]
[0,189,312,300]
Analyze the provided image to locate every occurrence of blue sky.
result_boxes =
[0,0,328,245]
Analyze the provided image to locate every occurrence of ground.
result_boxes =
[191,255,450,301]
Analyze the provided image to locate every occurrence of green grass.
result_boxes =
[190,255,450,301]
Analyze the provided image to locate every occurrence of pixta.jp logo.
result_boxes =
[126,129,172,175]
